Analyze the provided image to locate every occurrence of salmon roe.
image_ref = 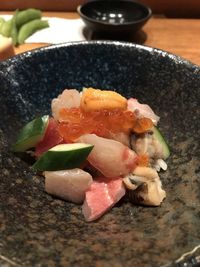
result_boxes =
[137,154,150,167]
[58,107,152,142]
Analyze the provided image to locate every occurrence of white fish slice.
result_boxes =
[44,168,93,204]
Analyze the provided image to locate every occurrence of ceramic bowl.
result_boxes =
[77,0,152,34]
[0,41,200,267]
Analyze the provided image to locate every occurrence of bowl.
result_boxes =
[0,41,200,267]
[77,0,152,34]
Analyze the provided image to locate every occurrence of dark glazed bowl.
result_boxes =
[0,41,200,267]
[77,0,152,34]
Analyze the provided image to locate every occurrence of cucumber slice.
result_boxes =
[13,115,49,152]
[152,126,170,159]
[32,143,94,171]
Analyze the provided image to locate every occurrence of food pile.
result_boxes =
[13,88,170,221]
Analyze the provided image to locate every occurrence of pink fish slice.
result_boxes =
[82,177,126,222]
[127,98,160,125]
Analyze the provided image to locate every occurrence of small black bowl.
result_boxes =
[77,0,152,34]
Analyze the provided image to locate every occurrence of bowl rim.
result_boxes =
[0,41,199,72]
[77,0,152,27]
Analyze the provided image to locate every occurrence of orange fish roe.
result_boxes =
[59,107,81,124]
[137,154,150,167]
[132,117,153,134]
[58,107,152,142]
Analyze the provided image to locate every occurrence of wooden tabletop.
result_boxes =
[1,11,200,66]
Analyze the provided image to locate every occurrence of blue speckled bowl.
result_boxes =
[0,41,200,267]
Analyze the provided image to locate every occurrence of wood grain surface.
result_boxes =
[1,11,200,66]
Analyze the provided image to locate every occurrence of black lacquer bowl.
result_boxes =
[0,41,200,267]
[77,0,151,34]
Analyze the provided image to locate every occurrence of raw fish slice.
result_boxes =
[35,118,63,157]
[108,131,130,147]
[44,168,93,204]
[82,177,125,221]
[51,89,81,121]
[127,98,159,125]
[77,134,138,177]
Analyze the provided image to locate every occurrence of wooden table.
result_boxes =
[1,11,200,66]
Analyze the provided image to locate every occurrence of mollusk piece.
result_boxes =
[123,166,166,206]
[127,179,166,206]
[131,132,164,159]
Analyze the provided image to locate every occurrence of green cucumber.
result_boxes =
[32,143,94,171]
[152,126,170,159]
[13,115,49,152]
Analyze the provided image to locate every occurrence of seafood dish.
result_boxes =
[13,87,170,222]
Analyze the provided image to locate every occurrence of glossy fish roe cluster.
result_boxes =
[58,107,152,142]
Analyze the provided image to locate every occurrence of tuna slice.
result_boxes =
[82,177,126,221]
[127,98,160,125]
[77,134,138,177]
[44,168,93,204]
[35,118,63,157]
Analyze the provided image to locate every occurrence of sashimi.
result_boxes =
[82,177,125,221]
[35,118,63,157]
[45,168,93,204]
[52,89,81,121]
[77,134,138,177]
[13,87,170,222]
[127,98,159,125]
[108,131,130,147]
